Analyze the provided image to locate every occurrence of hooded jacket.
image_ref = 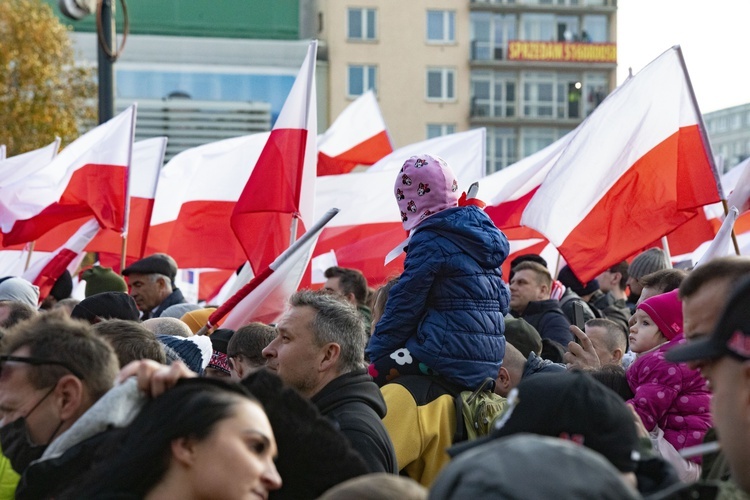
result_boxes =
[367,206,510,390]
[311,369,397,474]
[512,299,573,346]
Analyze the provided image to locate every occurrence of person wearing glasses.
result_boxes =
[0,311,119,499]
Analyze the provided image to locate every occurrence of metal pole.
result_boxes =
[97,0,115,124]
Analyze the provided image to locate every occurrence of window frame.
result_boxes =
[347,64,378,98]
[426,10,456,44]
[426,67,457,102]
[347,7,377,41]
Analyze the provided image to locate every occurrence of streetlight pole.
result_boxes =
[97,0,115,124]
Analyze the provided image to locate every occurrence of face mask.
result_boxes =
[0,386,62,474]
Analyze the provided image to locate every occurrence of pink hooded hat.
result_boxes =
[636,289,683,340]
[395,154,460,231]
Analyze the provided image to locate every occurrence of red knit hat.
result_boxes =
[636,289,683,340]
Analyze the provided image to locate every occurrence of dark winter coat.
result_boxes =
[147,288,186,319]
[366,206,510,390]
[312,369,398,474]
[514,299,573,347]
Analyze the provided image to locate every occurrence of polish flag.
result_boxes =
[0,145,5,160]
[209,209,338,330]
[22,218,100,302]
[231,41,317,274]
[317,90,393,175]
[481,133,572,240]
[0,139,61,196]
[312,129,485,286]
[521,47,721,282]
[89,137,168,259]
[144,132,270,270]
[694,207,740,266]
[0,106,136,246]
[727,157,750,215]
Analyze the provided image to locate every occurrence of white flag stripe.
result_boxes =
[318,90,388,157]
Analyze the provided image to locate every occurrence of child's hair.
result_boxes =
[635,289,683,340]
[394,154,460,231]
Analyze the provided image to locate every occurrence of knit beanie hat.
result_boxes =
[157,334,212,375]
[181,307,217,334]
[207,328,235,375]
[70,292,140,323]
[0,277,40,308]
[49,270,73,301]
[557,265,600,297]
[629,248,670,280]
[636,289,683,340]
[81,266,128,297]
[395,154,460,231]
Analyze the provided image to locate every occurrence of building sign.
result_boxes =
[508,41,616,63]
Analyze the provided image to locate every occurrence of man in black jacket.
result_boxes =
[122,253,186,319]
[509,261,572,346]
[263,290,397,474]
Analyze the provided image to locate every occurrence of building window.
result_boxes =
[521,13,555,41]
[348,65,377,97]
[583,72,608,117]
[470,12,516,60]
[521,128,557,157]
[426,68,456,101]
[582,15,608,42]
[486,127,518,173]
[427,10,455,43]
[426,123,456,139]
[522,72,555,117]
[471,71,516,118]
[348,8,376,41]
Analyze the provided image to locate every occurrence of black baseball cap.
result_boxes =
[666,275,750,363]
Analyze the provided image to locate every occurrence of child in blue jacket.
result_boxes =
[366,154,510,390]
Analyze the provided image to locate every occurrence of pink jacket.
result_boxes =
[627,334,712,462]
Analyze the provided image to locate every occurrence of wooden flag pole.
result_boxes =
[24,241,35,271]
[120,234,128,274]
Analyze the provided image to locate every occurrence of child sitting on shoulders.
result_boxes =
[365,154,510,391]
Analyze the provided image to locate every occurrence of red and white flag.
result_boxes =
[694,207,740,267]
[520,47,721,282]
[481,133,572,240]
[317,90,392,175]
[89,137,167,260]
[144,133,270,270]
[21,218,100,302]
[231,41,318,274]
[0,139,61,193]
[0,106,136,246]
[211,209,338,330]
[312,129,485,285]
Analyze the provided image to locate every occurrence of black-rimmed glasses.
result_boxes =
[0,355,85,380]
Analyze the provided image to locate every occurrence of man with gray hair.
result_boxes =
[262,290,397,474]
[141,317,193,338]
[122,254,186,319]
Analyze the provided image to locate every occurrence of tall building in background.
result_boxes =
[317,0,617,173]
[46,0,319,160]
[704,103,750,172]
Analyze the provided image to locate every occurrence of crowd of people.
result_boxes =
[0,154,748,499]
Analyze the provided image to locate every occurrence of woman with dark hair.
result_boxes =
[73,377,281,499]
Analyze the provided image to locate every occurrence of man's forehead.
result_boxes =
[277,305,315,331]
[683,279,731,337]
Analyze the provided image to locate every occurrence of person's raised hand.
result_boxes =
[563,325,601,370]
[118,359,196,397]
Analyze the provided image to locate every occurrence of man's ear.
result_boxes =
[495,367,511,396]
[319,343,341,372]
[55,374,85,421]
[612,348,624,364]
[539,283,550,300]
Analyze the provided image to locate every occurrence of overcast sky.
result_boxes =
[617,0,750,113]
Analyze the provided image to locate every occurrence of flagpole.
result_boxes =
[674,45,725,200]
[290,214,299,247]
[120,234,128,273]
[721,199,742,255]
[24,241,35,271]
[660,236,673,267]
[196,208,340,336]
